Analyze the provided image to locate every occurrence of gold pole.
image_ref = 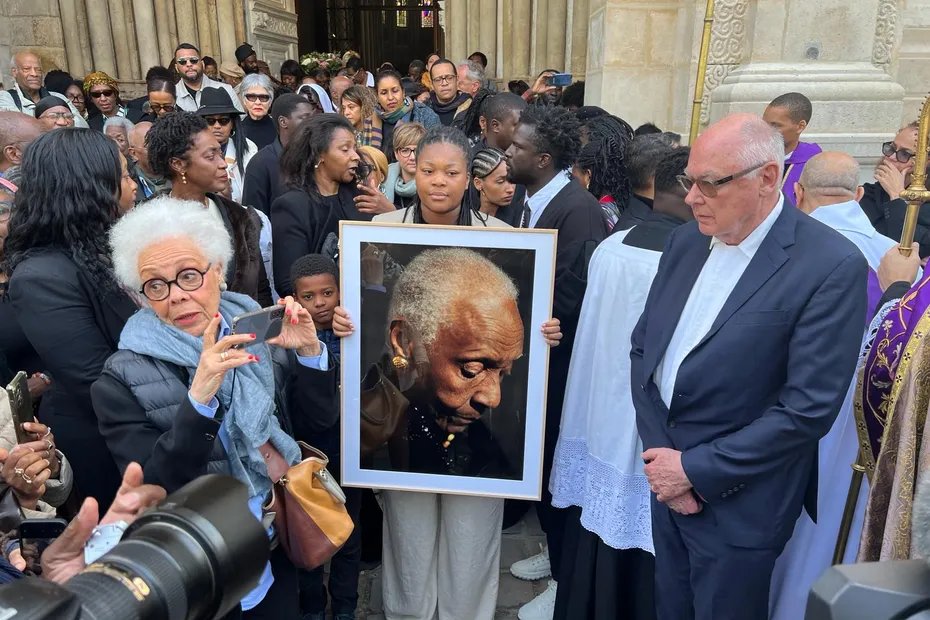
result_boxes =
[832,452,866,564]
[689,0,717,144]
[899,95,930,255]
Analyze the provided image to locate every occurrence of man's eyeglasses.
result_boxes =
[205,116,232,127]
[40,112,74,121]
[244,93,271,103]
[433,74,456,84]
[176,57,201,66]
[396,146,416,158]
[89,90,115,99]
[140,264,211,302]
[676,161,769,198]
[882,141,916,164]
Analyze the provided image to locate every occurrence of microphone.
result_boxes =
[805,478,930,619]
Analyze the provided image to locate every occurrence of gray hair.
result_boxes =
[734,116,785,179]
[389,247,518,348]
[110,195,233,290]
[457,60,485,84]
[239,73,274,101]
[798,153,860,195]
[103,116,135,136]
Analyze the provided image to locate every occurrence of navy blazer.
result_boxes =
[631,204,867,549]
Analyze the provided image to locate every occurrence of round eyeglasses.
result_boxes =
[140,264,211,302]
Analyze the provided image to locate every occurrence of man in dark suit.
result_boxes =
[631,114,867,620]
[505,104,606,618]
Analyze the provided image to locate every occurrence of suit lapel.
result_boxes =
[692,206,797,349]
[644,238,712,376]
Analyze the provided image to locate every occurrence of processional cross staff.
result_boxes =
[832,96,930,564]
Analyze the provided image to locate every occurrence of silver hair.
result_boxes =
[457,59,485,84]
[109,196,233,290]
[389,247,518,348]
[239,73,274,101]
[798,154,860,195]
[103,116,135,136]
[734,117,785,179]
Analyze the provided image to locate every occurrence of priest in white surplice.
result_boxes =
[769,152,902,620]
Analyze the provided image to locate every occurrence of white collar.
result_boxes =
[709,194,784,257]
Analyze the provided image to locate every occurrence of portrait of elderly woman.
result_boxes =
[339,223,556,499]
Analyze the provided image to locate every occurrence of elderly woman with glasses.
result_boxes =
[146,109,272,306]
[84,71,126,132]
[33,96,75,131]
[239,73,276,150]
[92,196,335,617]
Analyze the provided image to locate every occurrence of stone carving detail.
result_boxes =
[872,0,898,71]
[699,0,749,126]
[252,10,298,39]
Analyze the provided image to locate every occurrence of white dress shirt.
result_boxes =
[656,196,784,407]
[807,199,896,270]
[525,171,570,228]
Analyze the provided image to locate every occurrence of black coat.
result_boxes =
[270,184,372,296]
[91,347,336,493]
[208,193,274,307]
[531,179,606,438]
[242,139,284,217]
[8,250,136,508]
[859,181,930,258]
[613,194,653,233]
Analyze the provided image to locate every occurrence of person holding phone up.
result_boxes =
[90,196,339,618]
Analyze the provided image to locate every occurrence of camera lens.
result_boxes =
[67,475,269,620]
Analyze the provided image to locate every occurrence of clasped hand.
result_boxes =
[643,447,702,515]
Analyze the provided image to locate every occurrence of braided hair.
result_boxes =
[412,126,483,226]
[575,114,634,213]
[5,129,122,289]
[452,88,493,143]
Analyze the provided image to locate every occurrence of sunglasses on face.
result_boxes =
[89,90,115,99]
[205,116,232,127]
[882,141,916,164]
[244,93,271,103]
[176,57,201,66]
[149,103,175,113]
[676,161,768,198]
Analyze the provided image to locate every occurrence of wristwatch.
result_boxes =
[83,520,129,565]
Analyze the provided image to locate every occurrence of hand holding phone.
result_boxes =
[545,73,572,88]
[231,306,285,347]
[5,372,33,445]
[20,518,67,571]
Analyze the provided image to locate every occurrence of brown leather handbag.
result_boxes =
[263,441,354,570]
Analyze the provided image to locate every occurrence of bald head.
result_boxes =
[10,52,43,96]
[0,111,44,171]
[796,151,862,213]
[129,121,154,174]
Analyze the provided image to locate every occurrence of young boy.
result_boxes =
[763,92,822,207]
[289,253,360,620]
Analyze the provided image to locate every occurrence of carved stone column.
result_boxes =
[132,0,161,73]
[173,0,198,48]
[215,0,239,64]
[245,1,298,76]
[709,0,904,167]
[58,0,90,77]
[84,0,117,76]
[510,0,531,79]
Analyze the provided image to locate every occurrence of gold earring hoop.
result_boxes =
[392,355,409,370]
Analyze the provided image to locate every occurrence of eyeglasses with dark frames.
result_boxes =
[140,264,212,302]
[676,161,770,198]
[882,141,916,164]
[244,93,271,103]
[433,74,456,84]
[0,204,12,223]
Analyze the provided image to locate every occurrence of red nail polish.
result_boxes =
[254,355,261,362]
[214,313,219,318]
[250,333,256,338]
[249,355,256,361]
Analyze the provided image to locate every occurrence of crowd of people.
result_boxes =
[0,37,928,620]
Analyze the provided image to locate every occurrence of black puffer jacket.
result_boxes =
[91,345,337,493]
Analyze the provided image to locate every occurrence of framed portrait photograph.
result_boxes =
[339,221,557,499]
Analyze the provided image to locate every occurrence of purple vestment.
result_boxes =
[782,141,823,206]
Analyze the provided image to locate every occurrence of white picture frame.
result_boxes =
[339,221,557,499]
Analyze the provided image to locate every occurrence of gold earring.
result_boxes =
[181,171,187,184]
[392,355,409,370]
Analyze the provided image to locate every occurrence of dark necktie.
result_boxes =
[520,202,531,228]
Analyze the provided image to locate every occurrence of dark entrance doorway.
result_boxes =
[297,1,444,72]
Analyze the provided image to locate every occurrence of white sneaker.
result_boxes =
[510,544,551,580]
[518,580,557,620]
